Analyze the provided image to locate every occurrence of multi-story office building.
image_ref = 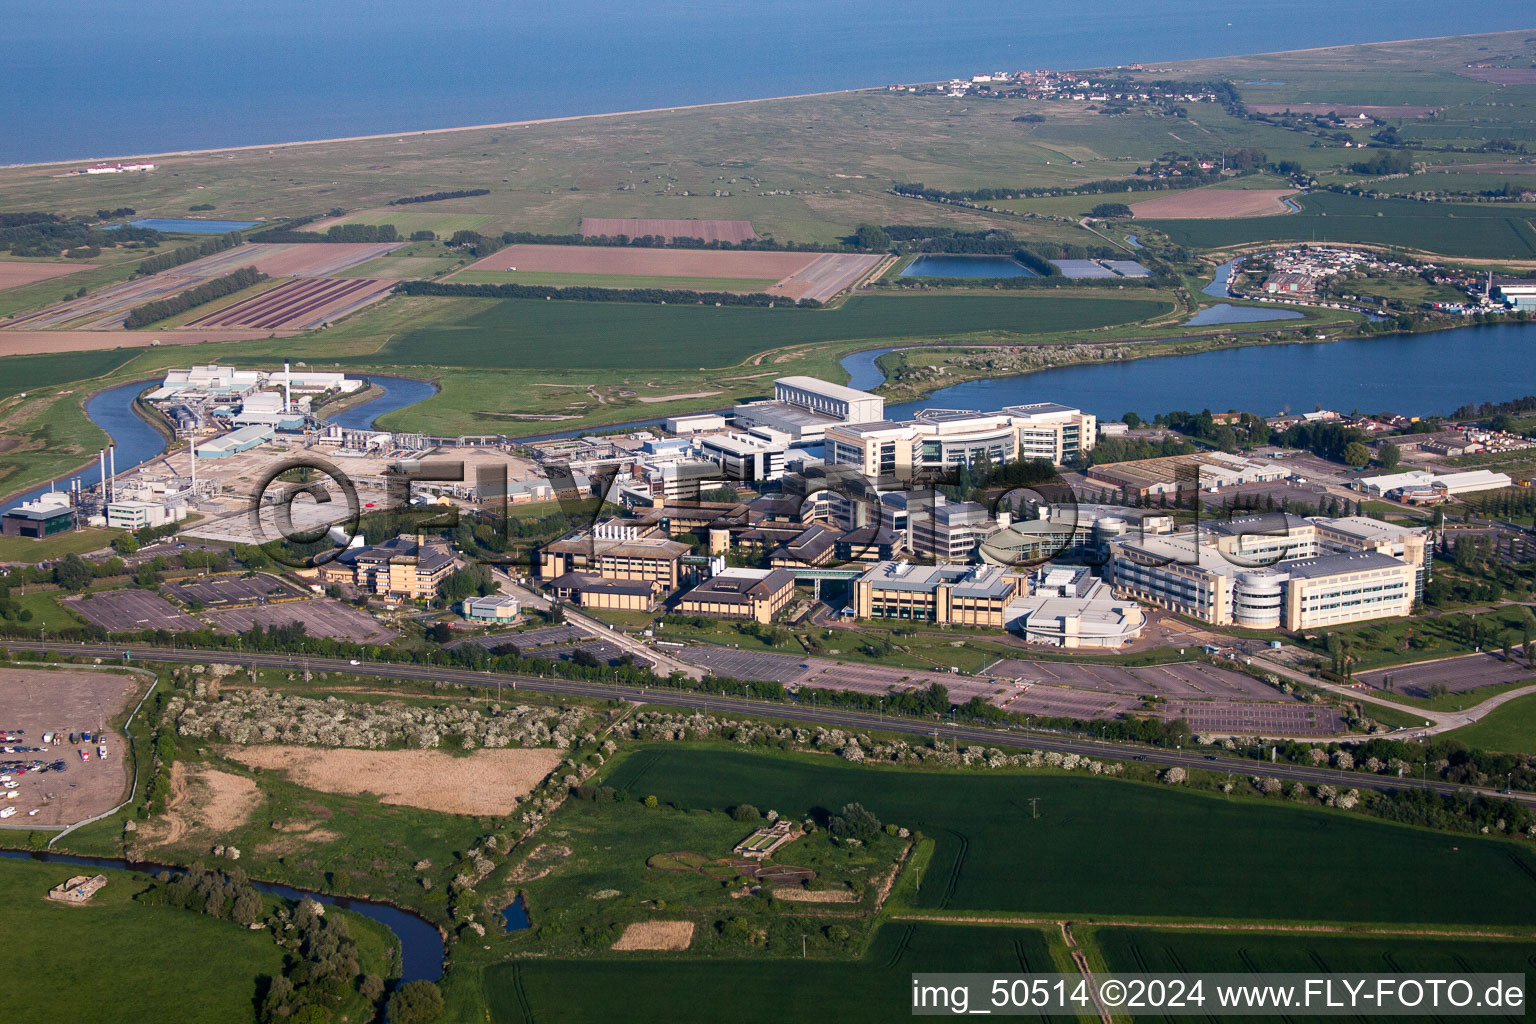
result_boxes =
[824,404,1095,478]
[696,431,788,482]
[676,567,797,624]
[852,561,1024,628]
[733,376,885,441]
[1312,515,1429,599]
[539,520,690,591]
[351,536,459,601]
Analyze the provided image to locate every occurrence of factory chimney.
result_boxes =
[284,362,292,413]
[108,446,116,503]
[98,449,106,499]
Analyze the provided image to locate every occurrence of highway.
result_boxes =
[8,639,1532,807]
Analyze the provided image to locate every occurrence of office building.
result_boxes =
[676,567,797,624]
[1,493,74,539]
[852,561,1024,628]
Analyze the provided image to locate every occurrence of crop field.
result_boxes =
[240,241,406,277]
[184,275,394,329]
[604,747,1536,926]
[450,269,779,291]
[484,922,1061,1024]
[0,259,92,292]
[1137,192,1536,258]
[1093,928,1535,1021]
[579,218,756,243]
[0,349,138,400]
[1130,188,1297,219]
[379,293,1174,370]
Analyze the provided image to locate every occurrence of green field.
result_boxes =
[604,747,1536,926]
[483,922,1064,1024]
[0,857,290,1024]
[448,269,781,292]
[1444,692,1536,755]
[323,209,493,236]
[0,349,139,401]
[1138,191,1536,258]
[379,293,1175,370]
[1093,928,1534,1022]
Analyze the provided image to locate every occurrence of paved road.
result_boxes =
[6,640,1531,807]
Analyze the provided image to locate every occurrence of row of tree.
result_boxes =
[133,230,243,276]
[396,279,820,308]
[390,188,490,205]
[124,266,265,328]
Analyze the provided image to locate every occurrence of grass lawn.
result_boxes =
[0,527,123,562]
[603,746,1536,927]
[478,921,1063,1024]
[0,856,288,1024]
[0,349,140,402]
[1137,192,1536,258]
[1443,692,1536,754]
[448,270,782,292]
[378,293,1175,370]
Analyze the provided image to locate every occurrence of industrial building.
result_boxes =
[105,500,186,532]
[732,376,884,441]
[1,492,74,539]
[852,561,1024,628]
[1086,451,1290,497]
[195,424,274,459]
[1353,469,1513,499]
[462,594,520,623]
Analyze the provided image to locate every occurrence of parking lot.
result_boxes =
[163,572,305,608]
[1358,653,1536,698]
[207,598,395,644]
[65,589,203,634]
[984,659,1281,701]
[0,668,138,827]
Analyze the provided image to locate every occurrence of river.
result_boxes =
[6,379,168,508]
[327,375,440,431]
[0,847,444,982]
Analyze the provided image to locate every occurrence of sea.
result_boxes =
[5,0,1534,165]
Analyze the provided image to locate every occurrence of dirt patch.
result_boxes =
[256,821,341,857]
[148,762,262,848]
[770,887,859,903]
[647,851,709,872]
[222,745,562,815]
[1248,103,1441,118]
[508,843,572,883]
[580,218,755,243]
[1132,188,1297,220]
[0,328,297,357]
[0,260,92,291]
[635,391,722,403]
[611,920,696,951]
[241,242,405,277]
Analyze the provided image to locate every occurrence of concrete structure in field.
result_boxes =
[462,594,520,623]
[1,492,75,539]
[48,874,108,903]
[826,404,1095,478]
[853,560,1024,628]
[676,567,797,624]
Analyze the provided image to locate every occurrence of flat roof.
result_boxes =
[1279,550,1409,579]
[775,376,879,405]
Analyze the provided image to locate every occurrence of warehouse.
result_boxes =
[195,424,274,459]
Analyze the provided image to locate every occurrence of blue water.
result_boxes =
[1183,304,1304,326]
[900,255,1039,279]
[328,375,439,431]
[126,218,261,234]
[1123,235,1142,249]
[5,1,1533,163]
[842,347,899,391]
[0,848,443,982]
[4,379,168,507]
[883,322,1536,420]
[1203,258,1241,298]
[501,895,531,933]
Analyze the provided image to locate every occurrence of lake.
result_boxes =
[6,1,1534,163]
[1183,304,1304,326]
[881,322,1536,420]
[125,218,262,234]
[900,255,1039,279]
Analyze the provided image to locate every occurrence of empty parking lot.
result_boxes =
[66,590,203,633]
[1358,653,1536,697]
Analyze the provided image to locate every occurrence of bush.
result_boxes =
[731,803,760,822]
[386,980,444,1024]
[829,802,881,843]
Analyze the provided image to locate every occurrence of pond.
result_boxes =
[125,218,262,233]
[1182,304,1305,326]
[0,848,444,982]
[501,894,531,933]
[899,255,1040,278]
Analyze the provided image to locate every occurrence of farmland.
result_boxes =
[604,747,1536,926]
[1137,191,1536,258]
[379,293,1176,370]
[1130,187,1297,220]
[0,259,91,291]
[185,275,394,330]
[580,218,757,243]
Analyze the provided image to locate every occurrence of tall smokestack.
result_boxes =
[108,446,116,503]
[284,362,292,413]
[98,449,106,499]
[189,434,197,495]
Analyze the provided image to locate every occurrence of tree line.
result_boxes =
[1,212,162,258]
[248,222,399,244]
[390,188,490,205]
[499,229,858,253]
[133,230,243,276]
[396,279,821,308]
[124,265,265,328]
